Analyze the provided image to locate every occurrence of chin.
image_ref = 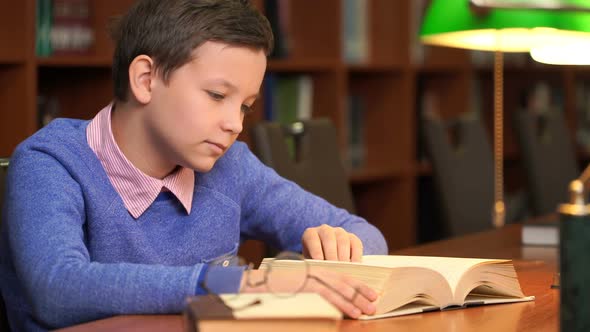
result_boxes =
[189,158,218,173]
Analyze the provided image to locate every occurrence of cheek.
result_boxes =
[171,97,217,137]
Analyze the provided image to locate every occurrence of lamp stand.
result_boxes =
[493,50,505,228]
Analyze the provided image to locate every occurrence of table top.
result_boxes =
[57,224,559,332]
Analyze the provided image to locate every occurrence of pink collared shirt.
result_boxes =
[87,103,194,218]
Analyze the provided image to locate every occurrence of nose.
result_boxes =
[220,105,244,135]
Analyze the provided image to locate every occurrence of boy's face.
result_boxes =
[145,41,266,173]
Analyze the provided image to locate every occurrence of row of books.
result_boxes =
[266,0,371,63]
[268,0,370,62]
[263,74,313,124]
[261,73,366,170]
[265,0,291,59]
[213,0,545,65]
[342,0,368,64]
[36,0,94,57]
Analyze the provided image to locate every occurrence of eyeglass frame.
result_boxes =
[196,251,361,312]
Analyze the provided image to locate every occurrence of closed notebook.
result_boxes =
[184,293,341,332]
[260,255,534,320]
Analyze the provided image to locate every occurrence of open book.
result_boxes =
[260,255,534,320]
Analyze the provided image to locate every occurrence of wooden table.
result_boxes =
[57,224,559,332]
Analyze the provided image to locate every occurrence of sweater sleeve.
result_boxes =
[235,144,388,255]
[4,150,242,329]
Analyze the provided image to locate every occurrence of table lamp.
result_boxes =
[529,1,590,65]
[420,0,590,229]
[524,3,590,331]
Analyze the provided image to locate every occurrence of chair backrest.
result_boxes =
[422,114,496,237]
[0,158,10,331]
[513,110,579,216]
[251,119,356,214]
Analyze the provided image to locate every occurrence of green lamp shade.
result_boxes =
[420,0,590,53]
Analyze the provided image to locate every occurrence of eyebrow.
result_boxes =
[208,79,260,100]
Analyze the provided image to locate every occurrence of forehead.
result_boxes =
[178,41,267,88]
[189,41,266,71]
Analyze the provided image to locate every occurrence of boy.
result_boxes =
[0,0,387,330]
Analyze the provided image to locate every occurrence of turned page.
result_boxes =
[361,255,512,304]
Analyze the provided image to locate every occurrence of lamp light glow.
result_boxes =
[421,0,590,52]
[531,40,590,65]
[529,8,590,65]
[419,0,590,229]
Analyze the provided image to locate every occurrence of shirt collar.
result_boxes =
[87,103,194,218]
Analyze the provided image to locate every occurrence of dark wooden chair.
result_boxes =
[422,114,528,238]
[251,119,356,214]
[513,110,579,216]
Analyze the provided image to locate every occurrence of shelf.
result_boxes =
[414,64,470,74]
[347,63,406,73]
[416,157,529,176]
[348,165,412,184]
[36,55,112,68]
[0,56,25,65]
[473,64,566,74]
[267,59,339,72]
[568,66,590,76]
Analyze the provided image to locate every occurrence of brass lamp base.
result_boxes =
[558,212,590,332]
[559,178,590,331]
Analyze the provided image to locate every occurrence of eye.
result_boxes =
[241,103,255,114]
[206,91,225,101]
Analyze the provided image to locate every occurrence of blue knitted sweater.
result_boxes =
[0,119,387,331]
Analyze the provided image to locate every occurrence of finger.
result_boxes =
[331,277,377,316]
[316,284,363,318]
[318,225,338,260]
[310,272,377,318]
[302,228,324,260]
[341,274,379,302]
[349,234,364,263]
[335,228,351,261]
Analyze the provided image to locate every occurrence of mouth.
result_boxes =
[205,141,227,153]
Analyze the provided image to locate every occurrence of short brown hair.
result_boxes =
[110,0,274,101]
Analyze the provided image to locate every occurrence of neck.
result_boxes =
[110,100,175,179]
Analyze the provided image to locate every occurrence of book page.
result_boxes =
[261,258,393,293]
[377,267,452,313]
[261,255,523,314]
[261,259,450,314]
[361,255,508,300]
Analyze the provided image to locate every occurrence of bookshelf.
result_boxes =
[2,0,589,253]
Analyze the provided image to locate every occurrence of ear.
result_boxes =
[128,55,155,104]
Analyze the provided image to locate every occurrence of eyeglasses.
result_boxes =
[184,251,360,331]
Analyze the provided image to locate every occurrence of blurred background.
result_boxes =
[2,0,589,256]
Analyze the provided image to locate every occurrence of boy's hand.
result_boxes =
[301,224,363,262]
[241,268,378,319]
